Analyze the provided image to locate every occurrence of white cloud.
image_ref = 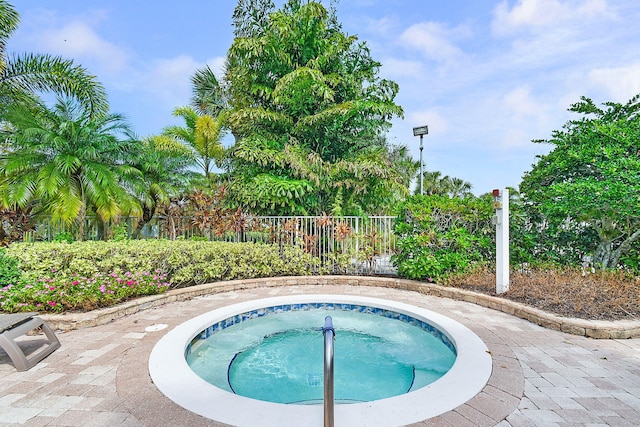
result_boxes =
[503,86,540,118]
[364,16,397,36]
[399,22,468,64]
[408,110,449,137]
[205,56,227,80]
[141,55,202,106]
[588,63,640,102]
[36,21,129,74]
[140,55,226,107]
[380,58,423,79]
[492,0,608,36]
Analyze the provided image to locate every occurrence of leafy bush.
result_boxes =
[53,231,75,243]
[110,224,129,241]
[0,248,22,286]
[0,270,170,313]
[392,195,493,281]
[5,240,317,287]
[1,240,319,313]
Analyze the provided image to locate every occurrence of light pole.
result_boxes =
[412,125,429,195]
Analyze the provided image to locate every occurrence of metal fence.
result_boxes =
[26,215,398,276]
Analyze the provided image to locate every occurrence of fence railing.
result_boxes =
[25,215,398,276]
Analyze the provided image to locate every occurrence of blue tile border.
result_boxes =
[186,303,457,357]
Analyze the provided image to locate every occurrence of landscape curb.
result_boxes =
[40,275,640,339]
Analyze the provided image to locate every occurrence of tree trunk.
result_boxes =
[96,219,106,241]
[132,205,155,239]
[610,227,640,268]
[76,204,86,242]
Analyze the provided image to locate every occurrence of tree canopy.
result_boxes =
[519,94,640,269]
[0,98,140,239]
[223,0,407,215]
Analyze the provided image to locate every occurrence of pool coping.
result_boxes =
[148,294,493,427]
[39,275,640,338]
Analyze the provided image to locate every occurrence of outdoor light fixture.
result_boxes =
[412,125,428,195]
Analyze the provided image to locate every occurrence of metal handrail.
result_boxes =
[322,316,335,427]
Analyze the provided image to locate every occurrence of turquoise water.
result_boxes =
[186,309,456,404]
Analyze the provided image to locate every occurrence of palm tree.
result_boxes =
[447,177,473,198]
[191,65,227,118]
[416,170,473,198]
[128,135,197,238]
[0,97,139,240]
[0,1,107,117]
[387,144,419,190]
[418,171,447,196]
[162,106,225,179]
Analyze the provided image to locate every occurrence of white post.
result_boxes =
[494,188,510,294]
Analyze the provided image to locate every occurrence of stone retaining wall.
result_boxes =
[41,276,640,339]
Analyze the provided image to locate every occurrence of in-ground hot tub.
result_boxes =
[149,295,492,427]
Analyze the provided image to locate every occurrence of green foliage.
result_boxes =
[53,232,74,243]
[162,106,225,178]
[0,270,170,313]
[392,195,494,281]
[110,224,129,241]
[519,94,640,270]
[0,1,107,117]
[5,240,317,288]
[0,248,21,286]
[127,135,197,239]
[224,0,407,214]
[0,97,141,240]
[416,170,473,198]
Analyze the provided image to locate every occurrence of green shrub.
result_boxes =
[110,224,129,241]
[1,240,319,313]
[6,240,317,287]
[53,232,74,243]
[0,270,170,313]
[0,248,22,286]
[392,195,494,282]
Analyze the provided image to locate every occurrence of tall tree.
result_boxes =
[0,0,107,117]
[225,0,405,214]
[520,94,640,269]
[0,98,139,239]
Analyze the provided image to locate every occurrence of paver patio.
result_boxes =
[1,283,639,426]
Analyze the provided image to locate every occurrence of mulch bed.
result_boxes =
[447,267,640,321]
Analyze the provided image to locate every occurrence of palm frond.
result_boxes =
[191,65,227,116]
[0,0,20,57]
[1,53,108,116]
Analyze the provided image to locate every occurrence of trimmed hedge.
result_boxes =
[1,240,319,313]
[6,240,317,286]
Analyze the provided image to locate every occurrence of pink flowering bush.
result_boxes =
[1,240,319,314]
[0,270,170,313]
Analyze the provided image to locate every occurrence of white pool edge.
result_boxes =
[149,295,492,427]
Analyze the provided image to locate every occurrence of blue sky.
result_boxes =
[8,0,640,195]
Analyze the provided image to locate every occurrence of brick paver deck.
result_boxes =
[1,281,639,426]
